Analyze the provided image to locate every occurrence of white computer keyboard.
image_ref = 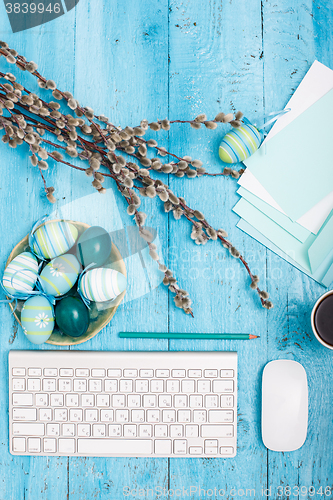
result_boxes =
[9,350,237,457]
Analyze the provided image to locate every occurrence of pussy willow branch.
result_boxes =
[0,41,273,313]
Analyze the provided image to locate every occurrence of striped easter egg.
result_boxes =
[31,220,78,260]
[2,252,39,298]
[21,295,54,344]
[219,122,263,164]
[79,268,127,302]
[40,254,81,297]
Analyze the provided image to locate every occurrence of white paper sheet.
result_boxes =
[239,60,333,234]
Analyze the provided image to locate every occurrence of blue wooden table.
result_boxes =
[0,1,332,499]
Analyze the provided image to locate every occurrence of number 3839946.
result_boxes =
[5,3,61,14]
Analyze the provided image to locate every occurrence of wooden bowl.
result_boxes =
[5,220,126,346]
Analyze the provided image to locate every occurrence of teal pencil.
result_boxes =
[119,332,259,340]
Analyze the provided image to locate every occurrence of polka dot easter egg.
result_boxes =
[79,268,127,302]
[39,254,81,297]
[2,251,39,299]
[21,295,54,344]
[30,220,78,260]
[219,120,263,164]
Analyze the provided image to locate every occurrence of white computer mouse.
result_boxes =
[262,360,308,452]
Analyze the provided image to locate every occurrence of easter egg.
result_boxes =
[2,252,39,298]
[79,268,126,302]
[76,226,112,268]
[219,121,263,164]
[39,254,80,297]
[55,296,89,338]
[21,295,54,344]
[31,220,78,260]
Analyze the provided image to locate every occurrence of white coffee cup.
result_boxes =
[311,290,333,350]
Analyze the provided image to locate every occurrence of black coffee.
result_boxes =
[314,293,333,346]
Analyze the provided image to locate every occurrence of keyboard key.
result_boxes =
[46,423,60,436]
[107,369,121,377]
[112,395,126,408]
[28,368,41,376]
[209,410,234,423]
[189,446,202,455]
[135,380,149,393]
[85,409,98,422]
[205,447,218,455]
[78,424,91,437]
[96,394,110,407]
[220,446,234,455]
[205,439,218,447]
[12,437,26,452]
[204,369,218,378]
[170,425,183,437]
[205,395,219,408]
[162,410,176,423]
[185,425,199,438]
[60,368,74,377]
[13,423,44,436]
[44,438,56,453]
[28,378,41,391]
[62,424,75,437]
[166,380,180,393]
[39,409,52,421]
[213,380,234,393]
[155,439,172,455]
[91,369,105,377]
[197,380,211,393]
[78,439,152,455]
[13,368,26,376]
[73,379,87,392]
[146,410,160,423]
[174,395,187,408]
[201,425,234,438]
[174,439,187,454]
[139,424,152,437]
[119,380,133,392]
[100,410,114,422]
[50,394,64,407]
[150,380,164,393]
[178,410,191,423]
[189,395,203,408]
[12,393,33,406]
[43,379,56,392]
[12,379,25,391]
[123,424,137,437]
[13,408,37,421]
[221,395,234,408]
[181,380,195,393]
[109,424,122,437]
[69,409,83,422]
[172,370,185,378]
[105,379,118,392]
[35,394,48,407]
[140,369,153,378]
[66,394,79,407]
[58,439,75,454]
[76,368,89,377]
[54,409,68,421]
[131,410,145,422]
[127,394,141,407]
[193,410,207,423]
[188,370,201,378]
[115,409,129,422]
[220,370,234,378]
[44,368,57,376]
[81,394,94,407]
[124,369,137,377]
[58,379,72,392]
[156,370,169,378]
[89,379,102,392]
[28,437,41,453]
[154,425,168,438]
[143,395,156,408]
[158,395,172,407]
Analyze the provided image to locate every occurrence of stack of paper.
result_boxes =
[233,61,333,287]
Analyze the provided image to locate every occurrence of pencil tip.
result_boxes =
[249,334,260,339]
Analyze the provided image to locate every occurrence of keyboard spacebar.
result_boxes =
[78,439,153,456]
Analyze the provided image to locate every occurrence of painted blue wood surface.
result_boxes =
[0,0,332,499]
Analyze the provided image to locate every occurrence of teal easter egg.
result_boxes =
[21,295,54,344]
[31,220,78,260]
[219,122,263,164]
[79,268,126,302]
[2,252,39,298]
[55,296,89,338]
[76,226,112,268]
[39,254,81,297]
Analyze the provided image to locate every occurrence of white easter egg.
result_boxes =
[21,295,54,344]
[2,252,39,298]
[79,268,126,302]
[40,254,80,297]
[31,220,78,260]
